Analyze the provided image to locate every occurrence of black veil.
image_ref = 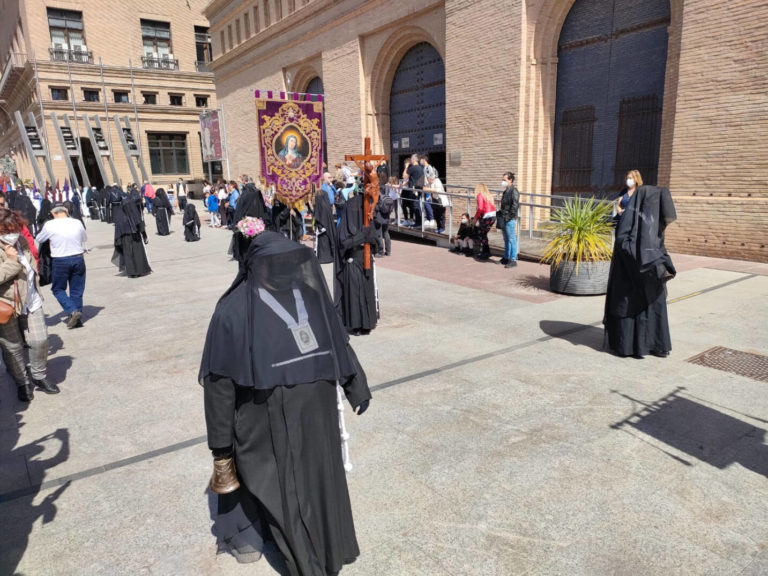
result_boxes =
[200,231,357,389]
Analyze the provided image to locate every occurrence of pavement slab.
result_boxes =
[0,201,766,576]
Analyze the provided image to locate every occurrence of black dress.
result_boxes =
[183,203,201,242]
[604,186,677,357]
[111,198,151,278]
[200,231,371,576]
[154,190,172,236]
[334,195,379,334]
[314,192,336,264]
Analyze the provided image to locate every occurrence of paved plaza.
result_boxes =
[1,203,767,576]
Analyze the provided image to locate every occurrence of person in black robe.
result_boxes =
[229,183,267,261]
[334,194,379,335]
[314,187,336,265]
[111,197,151,278]
[63,200,85,228]
[604,185,677,358]
[182,202,201,242]
[153,188,172,236]
[86,187,100,221]
[37,195,54,231]
[277,204,303,241]
[200,228,371,576]
[14,190,39,236]
[106,185,123,224]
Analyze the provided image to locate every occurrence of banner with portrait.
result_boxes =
[255,90,324,206]
[200,110,223,162]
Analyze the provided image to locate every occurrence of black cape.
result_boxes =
[333,194,378,334]
[154,190,172,236]
[111,198,151,277]
[604,185,677,357]
[201,231,370,576]
[314,192,336,264]
[183,203,201,242]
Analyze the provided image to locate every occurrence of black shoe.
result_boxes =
[34,378,60,394]
[66,310,82,329]
[17,383,34,402]
[650,350,669,358]
[474,253,490,261]
[505,260,518,268]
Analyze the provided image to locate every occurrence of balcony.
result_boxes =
[142,54,179,70]
[49,46,94,64]
[0,52,29,99]
[194,60,211,73]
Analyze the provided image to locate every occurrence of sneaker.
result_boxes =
[505,260,518,268]
[66,310,82,329]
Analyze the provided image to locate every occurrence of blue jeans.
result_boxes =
[51,254,86,315]
[144,196,154,213]
[502,219,518,261]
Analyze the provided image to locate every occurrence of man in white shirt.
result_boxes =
[175,178,188,211]
[35,204,88,328]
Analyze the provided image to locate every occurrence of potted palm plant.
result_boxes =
[540,197,614,295]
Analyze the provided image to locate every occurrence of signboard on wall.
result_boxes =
[200,110,223,162]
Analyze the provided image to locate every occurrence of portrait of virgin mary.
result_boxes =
[278,134,304,169]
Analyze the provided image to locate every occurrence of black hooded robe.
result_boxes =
[154,191,172,236]
[334,194,379,335]
[314,192,336,265]
[604,185,677,357]
[183,203,201,242]
[112,198,151,278]
[86,188,100,220]
[200,231,371,576]
[229,184,267,260]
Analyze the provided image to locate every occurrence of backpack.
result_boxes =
[380,195,395,216]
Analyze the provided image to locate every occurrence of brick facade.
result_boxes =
[0,0,217,190]
[205,0,768,262]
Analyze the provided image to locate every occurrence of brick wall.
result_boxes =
[322,39,363,167]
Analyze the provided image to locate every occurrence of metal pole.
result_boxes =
[32,55,56,184]
[128,59,145,176]
[99,57,115,167]
[219,104,231,180]
[208,160,212,185]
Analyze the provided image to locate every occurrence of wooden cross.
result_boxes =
[345,137,387,271]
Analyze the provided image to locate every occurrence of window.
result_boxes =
[219,30,226,55]
[195,26,212,67]
[141,19,171,57]
[83,89,100,102]
[236,19,242,45]
[264,0,271,27]
[288,0,296,13]
[244,13,251,37]
[614,95,661,188]
[170,94,183,106]
[114,91,129,104]
[253,6,260,33]
[51,87,69,101]
[48,8,84,50]
[227,25,233,51]
[274,0,282,20]
[143,92,157,105]
[195,96,209,108]
[148,133,189,175]
[556,106,595,192]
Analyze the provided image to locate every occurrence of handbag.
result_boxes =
[0,281,19,324]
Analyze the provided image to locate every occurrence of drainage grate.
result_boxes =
[686,346,768,382]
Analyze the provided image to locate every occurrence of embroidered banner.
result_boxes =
[200,110,223,162]
[255,90,324,206]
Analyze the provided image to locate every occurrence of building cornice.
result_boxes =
[34,61,215,84]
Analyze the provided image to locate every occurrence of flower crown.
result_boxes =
[236,217,266,238]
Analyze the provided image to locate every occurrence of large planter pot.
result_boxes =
[549,260,610,295]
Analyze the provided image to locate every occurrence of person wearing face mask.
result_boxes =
[35,204,88,329]
[498,172,520,268]
[175,178,188,211]
[449,212,474,255]
[0,207,56,402]
[616,170,642,218]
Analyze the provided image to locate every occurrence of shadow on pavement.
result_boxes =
[46,356,73,387]
[539,320,604,352]
[44,305,105,327]
[0,383,70,574]
[611,387,768,478]
[515,274,550,291]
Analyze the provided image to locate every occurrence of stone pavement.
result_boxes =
[1,201,767,576]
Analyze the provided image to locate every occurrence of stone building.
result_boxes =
[204,0,767,262]
[0,0,219,191]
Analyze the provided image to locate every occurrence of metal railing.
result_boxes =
[384,184,571,243]
[49,47,94,64]
[142,55,179,70]
[0,52,28,97]
[194,60,211,73]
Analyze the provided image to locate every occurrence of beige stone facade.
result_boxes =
[205,0,767,261]
[0,0,219,191]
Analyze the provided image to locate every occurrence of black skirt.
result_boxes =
[155,208,171,236]
[338,255,377,333]
[112,233,151,277]
[604,286,671,357]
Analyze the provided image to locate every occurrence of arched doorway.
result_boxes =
[306,76,328,168]
[79,137,104,189]
[389,42,446,181]
[551,0,670,197]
